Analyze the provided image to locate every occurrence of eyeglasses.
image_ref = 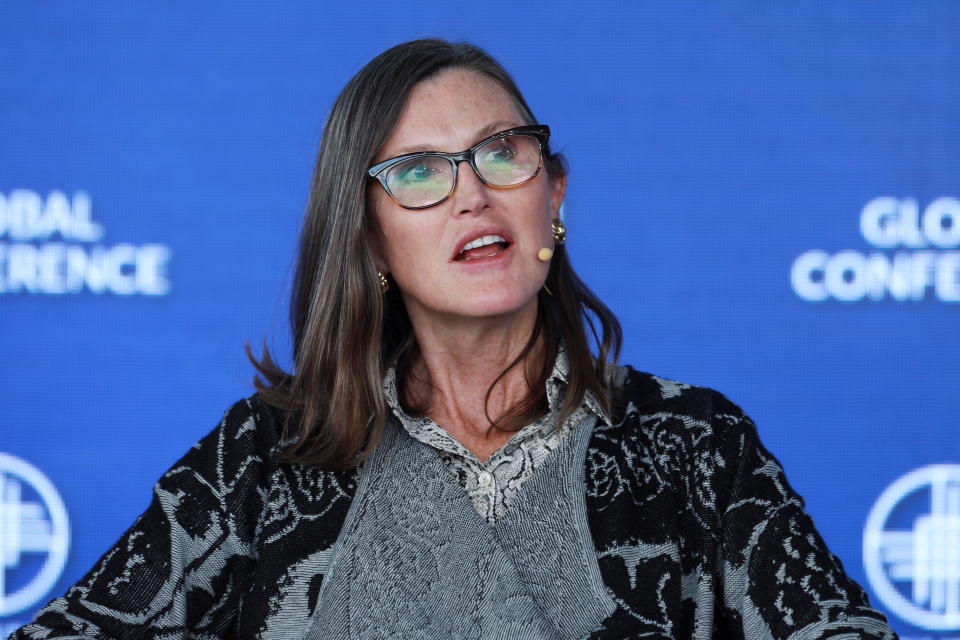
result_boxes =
[367,125,550,210]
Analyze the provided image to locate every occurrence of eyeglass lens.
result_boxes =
[384,134,542,208]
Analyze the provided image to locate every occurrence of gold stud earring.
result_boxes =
[551,218,566,245]
[378,271,389,293]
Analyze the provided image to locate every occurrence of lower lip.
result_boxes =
[452,243,514,267]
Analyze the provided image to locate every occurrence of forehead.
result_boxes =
[379,68,528,157]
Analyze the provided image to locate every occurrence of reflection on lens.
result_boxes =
[476,135,541,186]
[386,156,453,208]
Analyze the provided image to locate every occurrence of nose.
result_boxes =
[451,160,491,216]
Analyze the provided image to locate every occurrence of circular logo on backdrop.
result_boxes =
[864,464,960,631]
[0,452,70,617]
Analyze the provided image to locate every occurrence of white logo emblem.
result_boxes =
[864,464,960,630]
[0,452,71,617]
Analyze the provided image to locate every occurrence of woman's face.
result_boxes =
[369,68,565,327]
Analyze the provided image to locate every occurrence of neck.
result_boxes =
[402,297,543,438]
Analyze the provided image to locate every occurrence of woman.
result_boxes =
[11,39,897,639]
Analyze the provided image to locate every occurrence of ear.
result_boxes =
[549,172,567,216]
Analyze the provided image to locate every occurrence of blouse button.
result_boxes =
[477,471,493,488]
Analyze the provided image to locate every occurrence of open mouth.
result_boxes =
[453,234,512,262]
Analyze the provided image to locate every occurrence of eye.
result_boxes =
[485,139,518,163]
[394,160,439,183]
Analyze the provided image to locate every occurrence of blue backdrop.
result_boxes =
[2,2,958,637]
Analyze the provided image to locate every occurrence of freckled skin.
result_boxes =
[369,68,565,325]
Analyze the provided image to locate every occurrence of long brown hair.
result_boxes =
[249,38,622,469]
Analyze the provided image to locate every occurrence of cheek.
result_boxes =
[370,192,410,266]
[527,181,558,242]
[374,209,438,275]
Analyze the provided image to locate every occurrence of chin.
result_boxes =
[448,289,539,320]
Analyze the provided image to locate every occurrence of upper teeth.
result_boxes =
[460,234,506,253]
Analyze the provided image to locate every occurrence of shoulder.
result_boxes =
[608,365,783,510]
[218,393,360,511]
[154,394,288,513]
[152,396,275,480]
[197,392,300,466]
[594,365,758,493]
[610,364,748,429]
[584,366,755,553]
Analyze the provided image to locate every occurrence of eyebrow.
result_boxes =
[382,120,523,159]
